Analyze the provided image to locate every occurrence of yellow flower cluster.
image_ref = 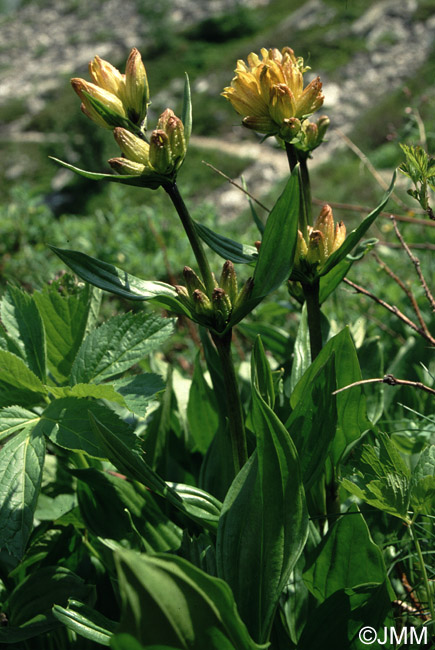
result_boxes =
[71,49,186,180]
[222,47,327,146]
[295,204,346,269]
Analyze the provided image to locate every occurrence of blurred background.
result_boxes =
[0,0,434,300]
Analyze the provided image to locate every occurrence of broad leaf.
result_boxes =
[251,166,300,300]
[115,549,267,649]
[112,373,165,416]
[250,335,275,408]
[0,405,40,442]
[53,599,117,647]
[49,246,190,315]
[0,285,46,381]
[33,280,98,385]
[187,353,219,454]
[0,426,45,560]
[70,311,174,384]
[47,383,127,407]
[410,445,435,515]
[36,398,138,459]
[0,350,48,408]
[303,507,387,601]
[217,385,308,644]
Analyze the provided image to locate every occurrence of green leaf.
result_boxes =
[303,507,387,601]
[319,171,396,277]
[8,565,88,627]
[166,483,222,531]
[291,328,370,464]
[236,321,290,359]
[250,335,275,408]
[319,257,352,304]
[187,353,219,454]
[49,246,190,315]
[112,373,165,417]
[53,599,117,647]
[115,549,267,649]
[0,616,57,643]
[0,405,40,442]
[288,304,311,393]
[217,385,308,644]
[33,279,98,385]
[73,468,182,552]
[50,156,166,189]
[194,221,258,264]
[47,382,127,407]
[182,73,192,145]
[0,285,46,381]
[71,311,174,384]
[0,349,48,407]
[251,166,300,299]
[285,351,337,490]
[410,445,435,515]
[0,426,45,559]
[36,398,138,459]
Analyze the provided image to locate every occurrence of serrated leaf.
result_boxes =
[70,311,174,384]
[47,383,127,407]
[0,350,48,408]
[217,385,308,644]
[49,246,190,315]
[0,405,41,442]
[115,550,268,649]
[36,398,138,459]
[33,280,97,385]
[0,285,46,381]
[0,426,45,559]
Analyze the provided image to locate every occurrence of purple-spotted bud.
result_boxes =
[125,47,149,125]
[279,117,301,140]
[149,130,173,174]
[307,229,326,265]
[113,127,150,164]
[219,260,238,304]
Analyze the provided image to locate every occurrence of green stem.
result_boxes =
[302,279,323,361]
[164,181,215,296]
[409,522,435,622]
[299,154,312,228]
[212,329,248,475]
[285,141,298,172]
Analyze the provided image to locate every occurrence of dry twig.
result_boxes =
[332,374,435,397]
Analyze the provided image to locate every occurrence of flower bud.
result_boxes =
[314,204,334,256]
[174,285,194,312]
[279,117,301,140]
[219,260,238,304]
[297,76,324,118]
[166,115,186,168]
[192,289,213,316]
[108,157,147,175]
[125,47,149,125]
[149,130,173,174]
[316,115,330,141]
[113,127,149,164]
[212,288,232,328]
[333,221,346,252]
[242,115,277,133]
[71,78,126,128]
[89,55,126,101]
[183,266,206,296]
[306,229,326,265]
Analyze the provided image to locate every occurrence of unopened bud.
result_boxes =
[113,127,149,164]
[183,266,206,296]
[174,285,194,311]
[314,204,334,256]
[333,221,346,251]
[242,115,276,133]
[280,117,301,140]
[306,229,326,265]
[192,289,212,315]
[89,55,125,101]
[219,260,238,304]
[166,115,186,167]
[71,78,126,128]
[108,157,147,175]
[212,288,232,317]
[125,47,149,125]
[149,130,172,174]
[316,115,330,141]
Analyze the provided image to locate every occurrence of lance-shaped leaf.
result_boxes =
[50,157,166,189]
[0,426,45,560]
[319,171,396,277]
[182,72,192,145]
[217,384,308,644]
[194,221,258,264]
[49,246,191,316]
[410,445,435,515]
[53,599,117,647]
[114,549,268,649]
